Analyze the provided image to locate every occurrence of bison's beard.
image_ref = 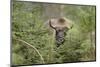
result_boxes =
[55,30,66,47]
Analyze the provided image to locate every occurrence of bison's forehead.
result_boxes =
[50,18,72,29]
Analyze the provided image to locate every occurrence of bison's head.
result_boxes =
[48,17,73,47]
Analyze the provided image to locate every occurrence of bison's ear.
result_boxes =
[49,19,56,29]
[44,19,56,29]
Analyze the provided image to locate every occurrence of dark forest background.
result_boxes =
[12,0,96,65]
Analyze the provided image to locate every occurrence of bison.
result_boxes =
[46,17,73,47]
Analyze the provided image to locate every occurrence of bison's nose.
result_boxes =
[56,30,65,47]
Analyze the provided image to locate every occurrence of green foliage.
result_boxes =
[12,1,96,65]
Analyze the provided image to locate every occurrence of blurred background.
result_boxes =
[12,0,96,65]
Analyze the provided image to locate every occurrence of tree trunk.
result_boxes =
[42,3,65,63]
[43,4,65,19]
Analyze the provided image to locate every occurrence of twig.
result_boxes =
[14,38,45,64]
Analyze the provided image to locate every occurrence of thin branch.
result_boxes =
[14,38,45,64]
